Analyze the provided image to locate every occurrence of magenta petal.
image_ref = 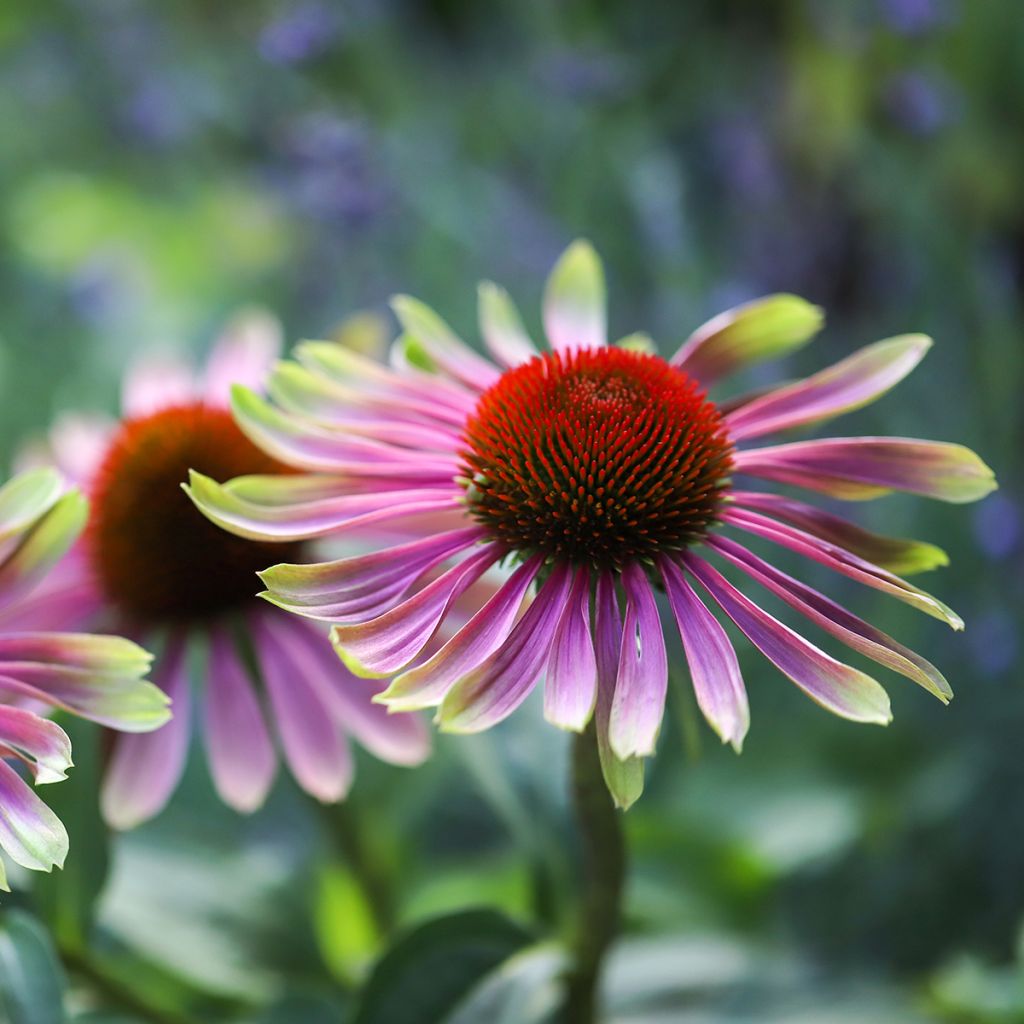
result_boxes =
[723,507,962,628]
[286,623,430,766]
[203,310,282,405]
[438,564,573,732]
[543,567,598,731]
[255,616,352,803]
[593,572,644,809]
[726,335,931,440]
[121,355,195,417]
[705,535,952,703]
[0,759,68,875]
[101,637,191,830]
[0,706,72,784]
[659,558,749,750]
[202,627,277,813]
[609,564,668,760]
[331,545,500,676]
[734,437,996,503]
[684,553,892,725]
[380,555,543,710]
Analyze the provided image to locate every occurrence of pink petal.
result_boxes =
[438,564,573,731]
[379,555,543,711]
[330,545,501,676]
[671,294,824,384]
[734,437,997,503]
[0,706,72,784]
[255,616,352,803]
[728,490,948,575]
[705,534,952,702]
[543,567,597,731]
[609,564,668,760]
[660,557,749,750]
[0,759,68,875]
[283,622,430,767]
[726,335,931,440]
[203,310,283,405]
[683,553,892,724]
[542,241,607,353]
[122,354,196,418]
[478,282,538,367]
[722,507,962,628]
[260,527,487,622]
[202,626,277,813]
[593,572,644,809]
[101,636,191,830]
[47,413,116,485]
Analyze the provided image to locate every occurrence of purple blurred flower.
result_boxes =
[536,47,631,103]
[710,120,782,205]
[972,492,1022,561]
[259,1,342,65]
[967,608,1018,677]
[884,71,959,136]
[878,0,955,36]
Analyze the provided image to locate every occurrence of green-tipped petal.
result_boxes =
[672,294,824,384]
[0,469,64,543]
[543,240,607,353]
[478,282,537,367]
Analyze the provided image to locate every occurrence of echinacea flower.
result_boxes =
[25,312,429,828]
[0,468,168,887]
[187,244,996,807]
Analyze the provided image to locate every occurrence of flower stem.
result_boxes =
[564,725,626,1024]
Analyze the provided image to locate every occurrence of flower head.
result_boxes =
[188,244,995,808]
[26,311,428,828]
[0,468,168,887]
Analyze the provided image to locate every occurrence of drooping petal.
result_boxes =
[722,507,963,629]
[101,637,191,830]
[203,309,282,405]
[659,557,749,751]
[330,545,501,676]
[0,759,68,881]
[229,386,461,478]
[543,240,607,353]
[478,282,539,367]
[259,527,487,622]
[593,572,644,810]
[186,469,460,542]
[378,555,542,711]
[705,535,952,702]
[609,564,668,760]
[390,295,501,391]
[202,627,277,813]
[670,294,824,384]
[438,564,573,732]
[0,633,169,732]
[0,706,73,784]
[728,490,948,575]
[684,553,892,725]
[122,354,195,417]
[0,468,64,543]
[0,491,87,612]
[726,334,932,440]
[254,616,352,803]
[285,622,430,767]
[734,437,997,503]
[543,567,598,732]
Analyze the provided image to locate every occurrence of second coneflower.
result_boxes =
[187,244,995,806]
[25,312,429,828]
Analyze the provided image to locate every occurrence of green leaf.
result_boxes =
[352,909,535,1024]
[313,863,380,984]
[447,946,564,1024]
[32,716,110,953]
[0,910,67,1024]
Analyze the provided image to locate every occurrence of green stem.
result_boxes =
[320,798,396,939]
[564,726,626,1024]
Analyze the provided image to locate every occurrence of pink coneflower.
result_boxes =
[0,468,167,887]
[187,245,995,807]
[27,312,428,828]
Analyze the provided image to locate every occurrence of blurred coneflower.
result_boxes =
[24,312,428,829]
[187,244,995,807]
[0,468,167,886]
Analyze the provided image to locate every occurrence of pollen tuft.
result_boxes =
[460,347,734,569]
[87,404,301,624]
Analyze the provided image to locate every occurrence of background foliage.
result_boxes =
[0,1,1022,1021]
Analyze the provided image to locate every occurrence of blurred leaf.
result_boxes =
[352,908,535,1024]
[0,910,67,1024]
[446,946,564,1024]
[314,863,379,984]
[32,717,109,953]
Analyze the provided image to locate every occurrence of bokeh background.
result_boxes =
[1,1,1022,1021]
